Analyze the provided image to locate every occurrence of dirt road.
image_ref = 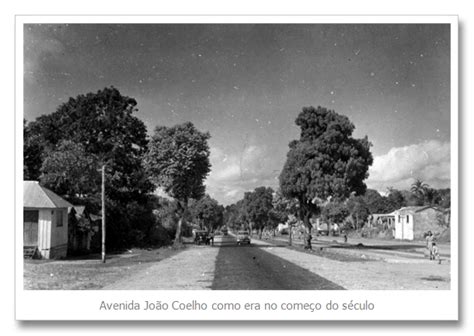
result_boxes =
[211,238,343,290]
[103,245,219,290]
[101,234,450,290]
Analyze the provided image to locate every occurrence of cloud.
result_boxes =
[367,140,451,192]
[205,144,279,205]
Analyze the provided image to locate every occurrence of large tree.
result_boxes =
[321,201,349,228]
[363,189,389,214]
[25,87,155,248]
[242,186,274,239]
[25,87,153,201]
[40,140,100,198]
[385,188,407,212]
[24,119,45,180]
[346,195,369,230]
[279,106,373,249]
[224,199,247,231]
[189,194,224,232]
[144,122,211,245]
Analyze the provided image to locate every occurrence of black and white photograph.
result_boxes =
[15,15,459,321]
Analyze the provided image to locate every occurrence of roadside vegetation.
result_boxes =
[24,86,450,261]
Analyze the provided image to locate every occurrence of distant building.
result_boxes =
[392,206,446,240]
[23,181,72,259]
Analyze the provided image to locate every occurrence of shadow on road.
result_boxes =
[210,242,345,290]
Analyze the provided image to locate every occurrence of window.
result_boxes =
[24,210,38,223]
[406,215,409,223]
[56,210,63,227]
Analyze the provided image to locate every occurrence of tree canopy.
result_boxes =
[279,106,373,248]
[24,87,153,202]
[242,186,274,238]
[144,122,211,244]
[40,140,100,197]
[24,87,157,249]
[189,194,224,232]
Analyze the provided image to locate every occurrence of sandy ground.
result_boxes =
[252,238,450,290]
[70,236,451,290]
[102,245,219,290]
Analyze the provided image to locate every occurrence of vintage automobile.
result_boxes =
[194,230,211,245]
[221,227,229,236]
[236,230,251,245]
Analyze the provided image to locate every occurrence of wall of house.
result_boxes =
[394,213,414,240]
[50,208,68,258]
[23,209,39,245]
[413,209,443,240]
[37,209,52,259]
[32,208,68,259]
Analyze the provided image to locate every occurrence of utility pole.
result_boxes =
[288,223,292,246]
[101,164,106,263]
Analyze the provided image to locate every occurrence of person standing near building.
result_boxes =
[432,243,441,264]
[426,231,435,260]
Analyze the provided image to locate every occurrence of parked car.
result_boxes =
[194,230,210,245]
[236,231,251,245]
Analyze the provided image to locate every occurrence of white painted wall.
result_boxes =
[37,209,52,259]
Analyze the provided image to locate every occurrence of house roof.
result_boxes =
[394,206,444,214]
[24,181,73,209]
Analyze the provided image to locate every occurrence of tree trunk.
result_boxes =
[303,210,313,250]
[174,217,183,245]
[174,199,187,246]
[288,224,292,246]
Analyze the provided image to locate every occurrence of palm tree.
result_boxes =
[410,179,430,205]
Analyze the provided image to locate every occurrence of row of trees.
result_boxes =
[225,182,450,244]
[24,87,213,249]
[25,87,449,251]
[321,183,450,231]
[224,106,450,249]
[223,106,373,249]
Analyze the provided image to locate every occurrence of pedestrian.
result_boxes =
[425,231,435,260]
[209,231,214,246]
[432,243,441,264]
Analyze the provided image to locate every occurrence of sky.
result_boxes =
[23,24,451,205]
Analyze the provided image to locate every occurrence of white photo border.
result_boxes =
[15,15,459,321]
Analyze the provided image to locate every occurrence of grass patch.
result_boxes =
[24,246,183,290]
[260,237,373,262]
[420,275,448,282]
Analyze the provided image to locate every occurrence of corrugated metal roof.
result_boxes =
[393,206,443,214]
[24,181,73,208]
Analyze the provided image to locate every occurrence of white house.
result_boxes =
[393,206,446,240]
[23,181,72,259]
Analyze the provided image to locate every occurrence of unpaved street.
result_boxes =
[101,234,450,290]
[211,238,343,290]
[103,246,219,290]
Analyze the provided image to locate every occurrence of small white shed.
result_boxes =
[393,206,445,240]
[23,181,72,259]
